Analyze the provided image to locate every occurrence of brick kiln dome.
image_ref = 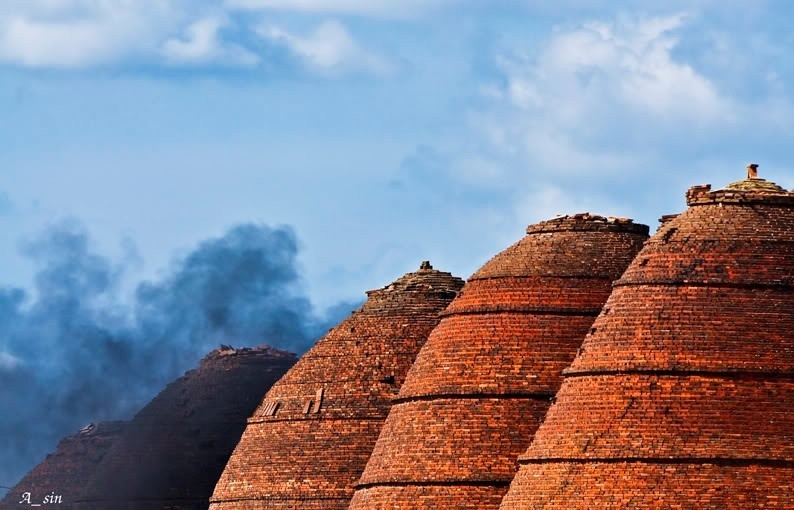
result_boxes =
[209,263,464,510]
[74,345,296,510]
[501,174,794,508]
[0,421,126,510]
[350,214,649,509]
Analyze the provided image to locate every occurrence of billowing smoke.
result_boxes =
[0,220,360,490]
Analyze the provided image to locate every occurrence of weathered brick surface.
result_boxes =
[524,374,793,461]
[500,463,794,508]
[73,345,296,510]
[569,285,794,373]
[0,421,126,510]
[397,312,598,397]
[351,214,649,509]
[350,485,508,509]
[359,398,549,482]
[502,179,794,509]
[209,263,464,509]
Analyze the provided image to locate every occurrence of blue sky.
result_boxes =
[2,0,794,310]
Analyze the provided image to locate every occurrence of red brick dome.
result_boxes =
[350,214,649,509]
[0,421,126,510]
[209,263,464,509]
[501,178,794,508]
[73,345,296,510]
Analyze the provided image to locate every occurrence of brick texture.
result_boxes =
[501,179,794,509]
[351,214,649,510]
[209,263,464,510]
[0,421,126,510]
[72,345,296,510]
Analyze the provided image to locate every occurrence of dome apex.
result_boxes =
[723,177,787,193]
[687,181,794,207]
[526,212,648,235]
[685,163,793,204]
[366,262,463,297]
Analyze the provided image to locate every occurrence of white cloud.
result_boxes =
[0,0,182,68]
[162,16,259,67]
[257,20,391,75]
[506,13,728,124]
[0,351,21,371]
[466,13,734,183]
[0,1,390,72]
[226,0,452,17]
[430,12,750,232]
[0,0,259,69]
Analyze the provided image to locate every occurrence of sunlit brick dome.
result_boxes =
[74,345,296,510]
[350,214,649,509]
[501,171,794,508]
[0,421,126,510]
[209,262,464,510]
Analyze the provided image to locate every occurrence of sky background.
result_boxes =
[2,0,794,488]
[2,0,794,309]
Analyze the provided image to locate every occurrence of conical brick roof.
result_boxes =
[350,214,649,509]
[0,421,126,510]
[209,262,464,509]
[501,176,794,508]
[74,345,296,510]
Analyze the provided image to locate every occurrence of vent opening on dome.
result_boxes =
[262,402,280,417]
[311,388,324,413]
[661,228,677,243]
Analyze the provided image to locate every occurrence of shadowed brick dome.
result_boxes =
[209,263,464,510]
[350,214,649,509]
[74,345,296,510]
[501,176,794,508]
[0,421,125,510]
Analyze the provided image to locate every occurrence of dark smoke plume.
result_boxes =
[0,220,359,491]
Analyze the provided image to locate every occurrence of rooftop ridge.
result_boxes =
[686,165,794,206]
[366,261,464,296]
[686,182,794,206]
[201,344,297,364]
[526,213,649,236]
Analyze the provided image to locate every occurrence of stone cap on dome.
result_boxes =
[658,214,679,225]
[200,344,297,365]
[686,164,794,206]
[76,421,127,438]
[525,212,649,236]
[366,261,464,296]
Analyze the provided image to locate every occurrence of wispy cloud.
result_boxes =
[0,350,21,371]
[0,192,13,215]
[256,20,391,76]
[226,0,453,17]
[0,1,394,75]
[162,16,259,67]
[470,13,733,180]
[0,0,182,68]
